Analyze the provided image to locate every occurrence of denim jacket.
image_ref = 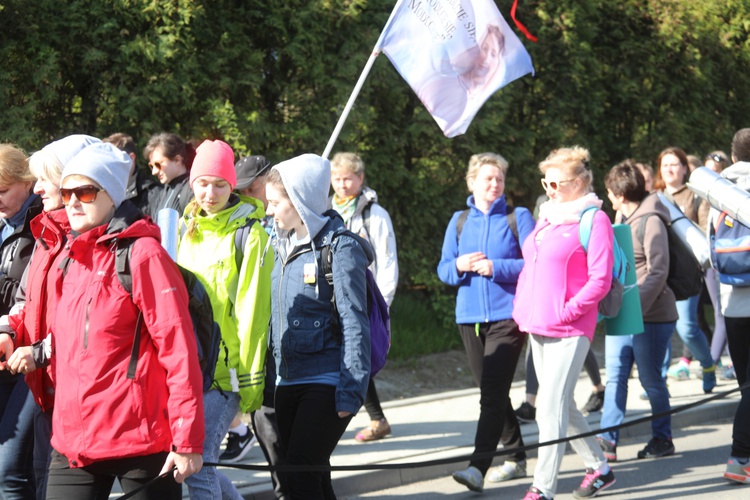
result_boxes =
[270,213,371,414]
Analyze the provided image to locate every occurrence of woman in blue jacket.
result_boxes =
[438,152,535,492]
[265,154,370,500]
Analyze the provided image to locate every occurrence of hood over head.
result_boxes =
[271,154,331,240]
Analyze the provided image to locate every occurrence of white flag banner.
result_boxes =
[381,0,534,137]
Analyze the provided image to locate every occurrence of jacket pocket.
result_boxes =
[287,316,327,353]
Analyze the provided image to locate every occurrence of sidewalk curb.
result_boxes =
[237,392,739,499]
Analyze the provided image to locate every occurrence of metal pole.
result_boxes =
[322,0,404,159]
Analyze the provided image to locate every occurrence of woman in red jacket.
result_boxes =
[47,143,203,499]
[0,134,99,499]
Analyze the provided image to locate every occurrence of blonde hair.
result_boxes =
[539,146,593,193]
[28,149,64,184]
[465,152,508,190]
[184,202,202,239]
[330,152,365,176]
[0,144,34,187]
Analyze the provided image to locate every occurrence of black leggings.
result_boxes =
[458,320,526,474]
[46,450,180,500]
[362,378,385,421]
[726,316,750,459]
[275,384,352,500]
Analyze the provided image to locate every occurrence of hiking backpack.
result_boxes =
[579,207,628,318]
[320,231,391,377]
[710,212,750,286]
[636,214,704,300]
[116,238,225,393]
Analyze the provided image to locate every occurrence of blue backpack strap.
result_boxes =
[578,206,598,253]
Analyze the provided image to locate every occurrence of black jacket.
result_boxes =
[145,173,194,217]
[0,194,42,384]
[0,195,43,315]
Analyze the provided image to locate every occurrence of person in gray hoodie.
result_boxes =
[598,160,678,462]
[265,154,371,500]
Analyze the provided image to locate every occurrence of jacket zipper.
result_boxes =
[276,245,314,375]
[83,298,91,349]
[278,262,286,374]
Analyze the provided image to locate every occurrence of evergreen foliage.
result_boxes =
[2,0,749,318]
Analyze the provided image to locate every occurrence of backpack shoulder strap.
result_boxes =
[321,241,334,287]
[113,238,144,381]
[455,209,470,243]
[578,206,598,253]
[636,213,656,248]
[115,238,135,295]
[234,217,258,271]
[506,205,518,244]
[362,200,373,237]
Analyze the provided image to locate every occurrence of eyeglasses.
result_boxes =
[541,178,576,191]
[60,185,103,205]
[708,154,727,164]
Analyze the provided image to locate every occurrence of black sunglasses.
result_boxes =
[708,153,727,164]
[60,185,103,204]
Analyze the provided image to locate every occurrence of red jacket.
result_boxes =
[50,206,204,467]
[9,209,70,411]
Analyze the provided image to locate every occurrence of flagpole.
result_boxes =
[322,0,404,159]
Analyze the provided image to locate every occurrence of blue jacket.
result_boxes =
[270,214,371,414]
[437,195,535,324]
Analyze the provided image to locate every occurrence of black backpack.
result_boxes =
[115,238,225,393]
[636,214,703,301]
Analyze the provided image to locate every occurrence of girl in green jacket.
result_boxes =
[177,140,273,500]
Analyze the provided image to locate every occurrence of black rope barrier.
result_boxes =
[117,380,748,499]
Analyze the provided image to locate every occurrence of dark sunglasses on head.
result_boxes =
[708,153,727,163]
[60,185,103,204]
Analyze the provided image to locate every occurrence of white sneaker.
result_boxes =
[487,460,527,483]
[452,465,484,492]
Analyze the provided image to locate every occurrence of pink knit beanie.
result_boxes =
[190,140,237,188]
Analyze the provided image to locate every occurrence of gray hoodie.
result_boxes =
[273,153,331,244]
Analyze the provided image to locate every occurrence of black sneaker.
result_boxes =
[596,436,617,462]
[219,430,257,463]
[515,402,536,423]
[581,391,605,414]
[572,467,616,498]
[637,437,675,459]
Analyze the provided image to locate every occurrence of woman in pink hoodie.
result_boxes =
[513,147,615,500]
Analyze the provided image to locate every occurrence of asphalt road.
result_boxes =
[344,418,747,499]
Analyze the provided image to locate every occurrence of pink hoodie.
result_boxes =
[513,209,613,342]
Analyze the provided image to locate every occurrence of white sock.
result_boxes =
[598,464,611,475]
[230,423,249,436]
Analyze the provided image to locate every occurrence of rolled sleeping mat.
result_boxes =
[157,208,180,262]
[656,192,711,270]
[688,166,750,228]
[605,224,644,336]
